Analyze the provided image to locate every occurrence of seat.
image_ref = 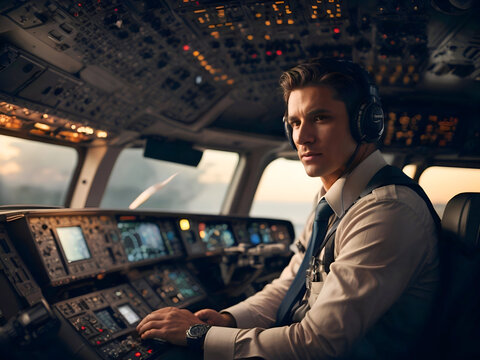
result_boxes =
[437,192,480,358]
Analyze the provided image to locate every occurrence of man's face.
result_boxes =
[287,85,357,182]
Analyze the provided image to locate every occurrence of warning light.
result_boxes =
[251,53,258,59]
[148,349,153,354]
[266,50,272,56]
[135,352,142,357]
[183,45,190,51]
[98,328,104,332]
[179,219,191,231]
[276,50,282,56]
[80,326,86,330]
[333,28,341,34]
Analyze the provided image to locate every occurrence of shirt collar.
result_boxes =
[318,150,387,218]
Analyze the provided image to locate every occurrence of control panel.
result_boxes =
[6,210,294,287]
[10,214,128,286]
[0,209,294,359]
[177,215,294,257]
[56,284,161,360]
[0,223,42,306]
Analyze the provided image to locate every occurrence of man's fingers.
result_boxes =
[137,319,165,336]
[136,307,176,331]
[140,328,167,340]
[195,309,213,319]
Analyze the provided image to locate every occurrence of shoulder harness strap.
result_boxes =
[322,165,441,274]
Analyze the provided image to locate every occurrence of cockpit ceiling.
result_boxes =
[0,1,479,154]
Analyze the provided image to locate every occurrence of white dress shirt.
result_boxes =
[204,150,439,359]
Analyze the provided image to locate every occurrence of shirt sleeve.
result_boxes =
[204,185,438,360]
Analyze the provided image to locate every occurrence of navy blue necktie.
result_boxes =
[276,199,333,326]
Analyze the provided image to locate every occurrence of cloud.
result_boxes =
[0,140,20,161]
[0,161,20,175]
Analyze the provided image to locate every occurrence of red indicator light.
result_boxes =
[266,50,272,56]
[251,53,258,59]
[114,8,118,12]
[276,50,282,56]
[98,328,104,332]
[119,215,136,221]
[147,349,153,354]
[96,340,101,345]
[183,45,190,51]
[77,3,82,7]
[80,326,86,330]
[333,28,341,34]
[382,34,387,39]
[135,352,142,357]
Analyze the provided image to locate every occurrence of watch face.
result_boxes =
[186,324,211,349]
[188,324,210,338]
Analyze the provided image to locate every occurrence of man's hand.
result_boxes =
[195,309,237,327]
[136,307,204,346]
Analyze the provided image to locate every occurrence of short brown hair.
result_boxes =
[279,61,365,120]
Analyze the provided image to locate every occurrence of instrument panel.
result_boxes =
[6,209,294,287]
[0,209,294,360]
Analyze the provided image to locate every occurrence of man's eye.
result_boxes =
[314,115,326,122]
[289,121,300,128]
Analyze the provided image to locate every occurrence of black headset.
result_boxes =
[283,59,385,150]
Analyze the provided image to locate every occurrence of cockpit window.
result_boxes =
[418,166,480,218]
[250,158,322,237]
[101,148,239,213]
[0,134,77,206]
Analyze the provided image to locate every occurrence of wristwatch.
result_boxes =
[186,323,211,349]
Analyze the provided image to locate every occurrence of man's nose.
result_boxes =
[294,121,314,146]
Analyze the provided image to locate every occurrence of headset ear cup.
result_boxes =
[355,102,385,143]
[284,119,297,150]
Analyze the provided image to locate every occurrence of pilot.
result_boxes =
[137,59,440,359]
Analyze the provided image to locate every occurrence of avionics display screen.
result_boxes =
[198,222,235,250]
[95,308,124,331]
[118,304,140,325]
[168,270,204,300]
[248,222,273,245]
[56,226,91,263]
[118,222,169,262]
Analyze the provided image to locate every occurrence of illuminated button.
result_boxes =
[34,123,51,131]
[179,219,190,231]
[135,352,142,357]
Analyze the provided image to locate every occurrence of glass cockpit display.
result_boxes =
[56,226,91,263]
[118,222,168,262]
[248,222,273,245]
[198,222,235,250]
[118,304,141,325]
